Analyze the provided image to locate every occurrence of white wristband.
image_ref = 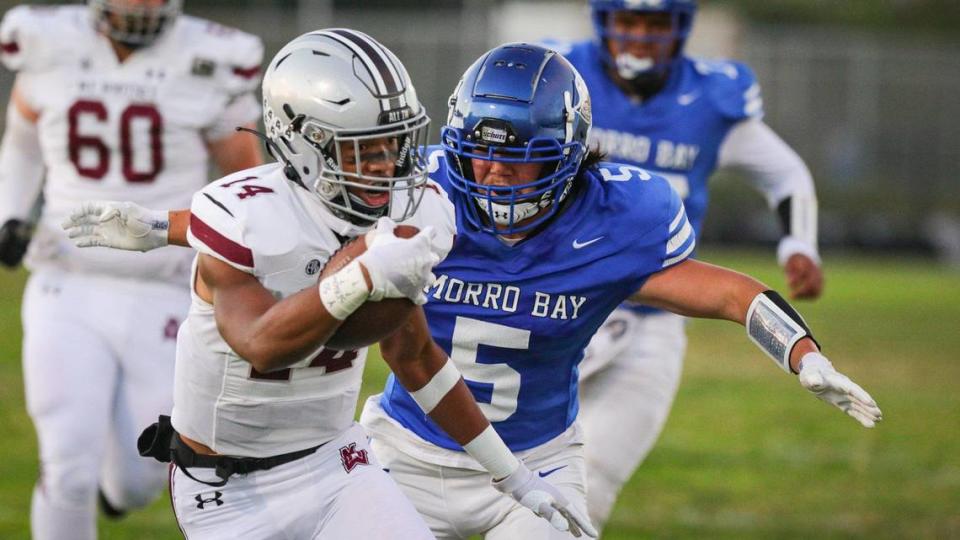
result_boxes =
[318,260,369,321]
[777,235,821,267]
[462,425,519,481]
[410,358,461,414]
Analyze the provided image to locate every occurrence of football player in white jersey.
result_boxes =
[0,1,263,538]
[66,30,594,539]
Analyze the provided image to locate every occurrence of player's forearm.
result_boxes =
[381,313,516,476]
[633,259,766,323]
[718,119,819,263]
[395,355,518,479]
[168,209,190,247]
[219,285,344,372]
[388,341,490,444]
[201,253,348,372]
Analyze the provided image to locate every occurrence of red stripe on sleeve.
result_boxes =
[0,41,20,54]
[231,65,260,79]
[190,213,254,268]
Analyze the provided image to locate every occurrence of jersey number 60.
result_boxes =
[68,99,164,183]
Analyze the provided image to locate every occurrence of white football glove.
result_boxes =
[357,217,440,305]
[492,462,598,538]
[798,352,883,428]
[61,201,169,252]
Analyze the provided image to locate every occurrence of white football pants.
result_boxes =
[578,309,686,531]
[368,422,589,539]
[21,269,188,540]
[170,424,433,539]
[360,395,587,540]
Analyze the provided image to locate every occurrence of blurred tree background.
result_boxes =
[0,0,956,262]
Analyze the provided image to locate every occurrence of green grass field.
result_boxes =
[1,250,958,539]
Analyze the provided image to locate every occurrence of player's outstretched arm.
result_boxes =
[62,202,191,250]
[631,259,881,427]
[380,314,598,538]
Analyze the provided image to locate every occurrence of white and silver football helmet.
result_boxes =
[262,29,431,227]
[89,0,181,48]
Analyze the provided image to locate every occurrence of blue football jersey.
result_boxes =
[559,40,763,238]
[379,147,696,451]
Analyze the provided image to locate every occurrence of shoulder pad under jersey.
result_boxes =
[174,14,264,97]
[586,162,696,269]
[0,5,89,72]
[690,57,764,122]
[187,164,292,273]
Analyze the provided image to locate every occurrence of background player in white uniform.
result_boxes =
[552,0,826,528]
[0,1,263,538]
[70,30,594,539]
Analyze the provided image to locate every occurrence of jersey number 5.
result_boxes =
[450,316,527,422]
[68,100,163,183]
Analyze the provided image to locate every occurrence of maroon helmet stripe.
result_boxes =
[232,65,260,79]
[190,213,253,268]
[0,41,19,54]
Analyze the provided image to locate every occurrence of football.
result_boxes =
[320,225,420,350]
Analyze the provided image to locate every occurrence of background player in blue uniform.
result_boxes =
[358,44,876,539]
[69,43,878,540]
[548,0,827,528]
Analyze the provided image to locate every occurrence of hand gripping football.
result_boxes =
[320,225,419,350]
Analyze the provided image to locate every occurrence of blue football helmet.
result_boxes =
[589,0,697,80]
[441,44,592,235]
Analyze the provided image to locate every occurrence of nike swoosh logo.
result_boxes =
[678,91,701,106]
[572,236,604,249]
[539,465,568,478]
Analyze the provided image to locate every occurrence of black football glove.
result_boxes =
[0,218,32,268]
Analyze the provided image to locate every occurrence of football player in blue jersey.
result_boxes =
[66,44,877,540]
[359,43,872,539]
[545,0,827,528]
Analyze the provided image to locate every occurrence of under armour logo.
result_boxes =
[339,442,370,473]
[195,491,223,509]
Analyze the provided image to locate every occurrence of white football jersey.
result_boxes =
[0,5,263,284]
[174,163,456,457]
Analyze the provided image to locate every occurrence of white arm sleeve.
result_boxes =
[718,118,819,265]
[0,93,44,223]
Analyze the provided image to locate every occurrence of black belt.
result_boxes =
[139,415,324,487]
